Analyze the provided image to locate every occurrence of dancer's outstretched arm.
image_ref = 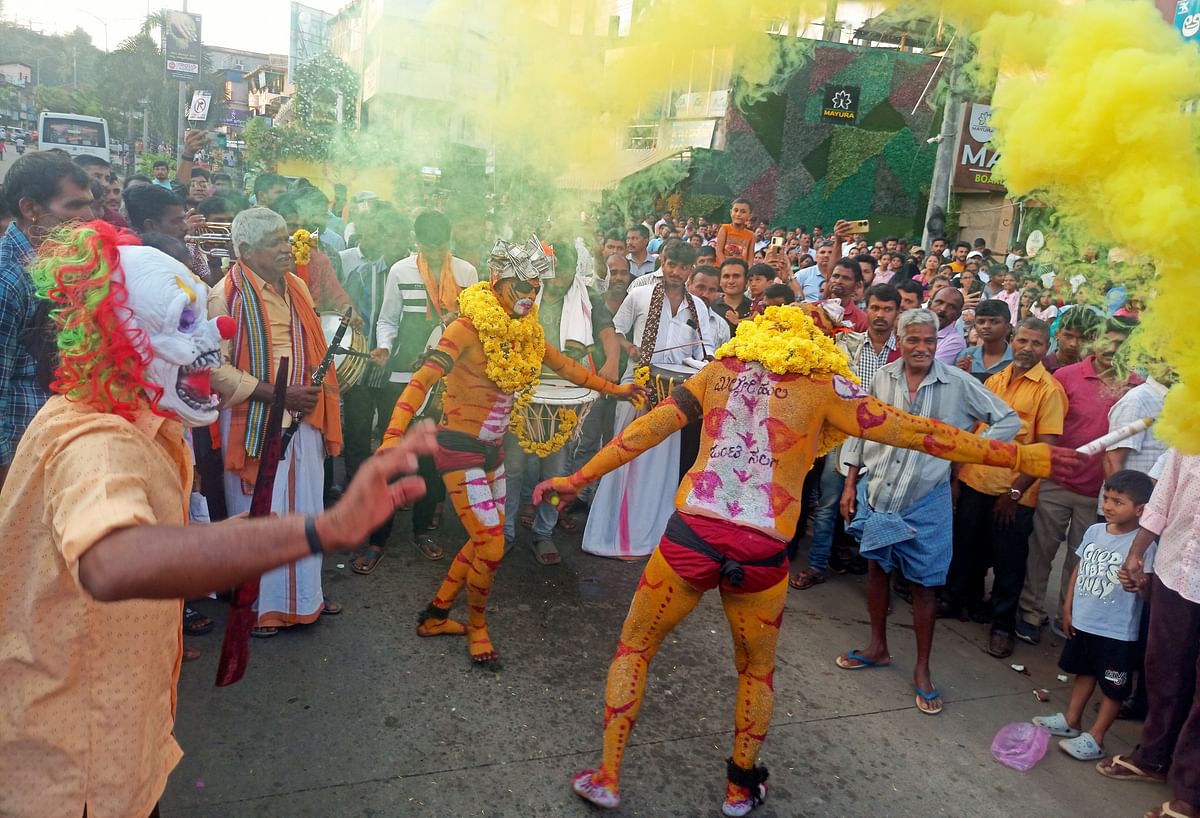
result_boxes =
[380,320,470,447]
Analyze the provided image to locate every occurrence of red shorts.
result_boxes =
[658,512,788,594]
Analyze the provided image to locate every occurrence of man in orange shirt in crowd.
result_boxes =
[0,221,436,818]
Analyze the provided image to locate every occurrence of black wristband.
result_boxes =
[181,153,195,161]
[304,515,324,555]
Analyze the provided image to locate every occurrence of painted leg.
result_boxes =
[417,467,497,639]
[575,549,704,807]
[458,465,507,662]
[719,578,787,816]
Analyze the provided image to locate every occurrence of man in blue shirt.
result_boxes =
[0,153,94,488]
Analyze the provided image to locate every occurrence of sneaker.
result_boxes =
[1015,621,1042,645]
[572,769,619,809]
[722,783,768,817]
[988,630,1015,658]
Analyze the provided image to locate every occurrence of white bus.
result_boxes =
[37,112,110,162]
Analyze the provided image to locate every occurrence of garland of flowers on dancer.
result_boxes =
[714,304,858,455]
[458,282,578,456]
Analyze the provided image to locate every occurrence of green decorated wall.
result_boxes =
[690,41,941,237]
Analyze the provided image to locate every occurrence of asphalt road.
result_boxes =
[163,502,1166,818]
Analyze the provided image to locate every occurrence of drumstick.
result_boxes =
[1075,418,1154,456]
[643,341,707,358]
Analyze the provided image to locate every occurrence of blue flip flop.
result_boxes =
[915,686,943,715]
[835,649,891,670]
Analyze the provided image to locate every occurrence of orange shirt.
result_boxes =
[0,397,189,818]
[571,358,1053,542]
[719,224,755,262]
[959,362,1067,505]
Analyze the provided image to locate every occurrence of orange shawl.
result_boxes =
[418,252,461,317]
[223,264,343,483]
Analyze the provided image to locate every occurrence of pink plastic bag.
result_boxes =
[991,722,1051,771]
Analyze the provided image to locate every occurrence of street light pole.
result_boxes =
[78,11,110,52]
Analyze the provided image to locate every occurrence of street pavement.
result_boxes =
[164,507,1166,817]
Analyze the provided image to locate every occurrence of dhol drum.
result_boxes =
[513,379,599,455]
[320,311,370,391]
[648,362,701,407]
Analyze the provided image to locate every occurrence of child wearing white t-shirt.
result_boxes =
[1032,470,1156,760]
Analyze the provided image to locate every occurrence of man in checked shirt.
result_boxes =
[834,308,1022,716]
[0,153,94,490]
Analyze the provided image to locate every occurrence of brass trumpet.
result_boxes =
[186,221,235,270]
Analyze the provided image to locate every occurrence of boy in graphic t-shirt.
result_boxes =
[714,198,755,265]
[1032,469,1156,761]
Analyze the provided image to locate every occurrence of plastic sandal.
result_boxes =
[1033,712,1082,738]
[1059,732,1106,761]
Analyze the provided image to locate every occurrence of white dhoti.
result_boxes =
[221,413,326,627]
[580,400,679,559]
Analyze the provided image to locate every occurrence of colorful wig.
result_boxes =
[28,220,162,422]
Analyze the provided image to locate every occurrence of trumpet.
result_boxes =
[185,221,234,270]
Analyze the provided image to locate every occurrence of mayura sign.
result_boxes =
[954,102,1004,192]
[821,85,860,122]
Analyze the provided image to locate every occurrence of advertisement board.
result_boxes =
[162,10,203,81]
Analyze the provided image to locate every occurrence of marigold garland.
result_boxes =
[631,364,651,410]
[458,281,545,394]
[715,305,855,379]
[290,229,314,266]
[509,390,579,456]
[714,305,858,457]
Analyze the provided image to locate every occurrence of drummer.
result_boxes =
[504,239,621,565]
[581,239,720,560]
[366,209,479,567]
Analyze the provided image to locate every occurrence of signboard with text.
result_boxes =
[954,102,1005,192]
[1176,0,1200,41]
[821,85,860,122]
[162,10,203,80]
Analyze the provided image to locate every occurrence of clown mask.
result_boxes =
[119,246,233,427]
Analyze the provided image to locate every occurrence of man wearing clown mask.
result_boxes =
[380,234,644,664]
[0,220,437,818]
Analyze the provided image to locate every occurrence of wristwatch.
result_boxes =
[1008,487,1023,501]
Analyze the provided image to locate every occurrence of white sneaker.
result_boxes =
[722,783,768,817]
[572,769,620,809]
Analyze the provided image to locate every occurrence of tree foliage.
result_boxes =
[246,52,358,167]
[0,17,226,149]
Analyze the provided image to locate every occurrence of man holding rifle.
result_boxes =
[0,220,437,818]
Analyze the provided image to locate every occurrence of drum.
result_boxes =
[513,379,599,455]
[320,311,370,392]
[649,362,700,406]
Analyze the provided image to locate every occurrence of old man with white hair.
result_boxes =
[209,207,345,636]
[834,308,1021,717]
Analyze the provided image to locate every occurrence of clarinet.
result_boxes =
[279,306,351,457]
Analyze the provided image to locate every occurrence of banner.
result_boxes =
[954,102,1004,192]
[162,10,203,81]
[821,85,860,122]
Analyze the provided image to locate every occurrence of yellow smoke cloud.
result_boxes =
[402,0,1200,448]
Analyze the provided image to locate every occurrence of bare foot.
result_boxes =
[417,616,466,637]
[468,624,500,663]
